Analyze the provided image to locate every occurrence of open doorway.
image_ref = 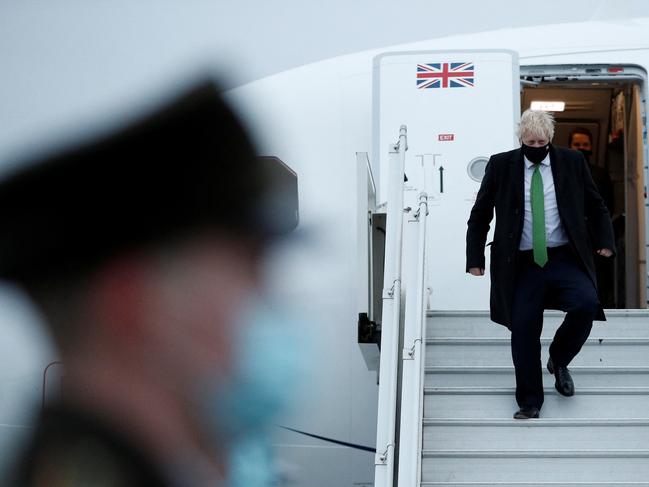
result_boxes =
[520,64,648,309]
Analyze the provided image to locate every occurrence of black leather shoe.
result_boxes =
[513,406,540,419]
[547,357,575,397]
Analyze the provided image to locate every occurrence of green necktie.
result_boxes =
[531,164,548,267]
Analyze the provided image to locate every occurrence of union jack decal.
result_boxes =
[416,62,475,89]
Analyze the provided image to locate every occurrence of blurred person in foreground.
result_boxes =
[1,80,301,486]
[466,109,615,420]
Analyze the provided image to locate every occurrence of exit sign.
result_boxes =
[438,134,455,141]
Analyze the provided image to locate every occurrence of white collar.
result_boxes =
[524,152,550,169]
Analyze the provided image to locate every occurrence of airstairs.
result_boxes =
[422,309,649,486]
[364,127,649,487]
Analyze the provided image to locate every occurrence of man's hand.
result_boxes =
[596,248,613,258]
[469,267,485,276]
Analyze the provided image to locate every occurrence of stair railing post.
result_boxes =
[374,125,408,487]
[397,192,429,486]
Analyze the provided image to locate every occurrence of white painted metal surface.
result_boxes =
[420,310,649,485]
[374,126,408,487]
[396,192,429,487]
[373,50,521,313]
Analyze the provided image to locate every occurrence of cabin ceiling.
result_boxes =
[522,87,612,121]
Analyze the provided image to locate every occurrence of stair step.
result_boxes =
[419,311,649,484]
[425,339,649,367]
[426,310,649,338]
[427,309,649,319]
[424,418,649,425]
[421,456,649,483]
[425,366,649,388]
[423,418,649,450]
[424,389,649,419]
[427,338,649,345]
[421,483,649,486]
[423,449,649,457]
[426,387,649,395]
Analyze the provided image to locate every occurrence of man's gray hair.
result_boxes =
[518,109,555,141]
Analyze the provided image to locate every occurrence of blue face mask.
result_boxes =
[195,297,306,484]
[226,435,276,487]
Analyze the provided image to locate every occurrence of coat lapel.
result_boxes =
[510,147,524,210]
[549,144,566,208]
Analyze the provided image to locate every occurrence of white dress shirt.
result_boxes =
[518,153,569,251]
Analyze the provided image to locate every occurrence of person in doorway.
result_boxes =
[3,80,300,485]
[465,109,615,419]
[568,127,616,308]
[568,127,614,213]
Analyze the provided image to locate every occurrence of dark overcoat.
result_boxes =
[465,145,616,328]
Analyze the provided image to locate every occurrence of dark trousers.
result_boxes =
[511,245,599,409]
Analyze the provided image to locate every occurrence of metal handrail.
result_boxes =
[397,192,429,486]
[356,151,378,324]
[374,126,408,487]
[357,151,377,204]
[42,361,64,409]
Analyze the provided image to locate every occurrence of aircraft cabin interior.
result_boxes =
[520,64,648,309]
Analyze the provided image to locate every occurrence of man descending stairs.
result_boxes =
[421,309,649,486]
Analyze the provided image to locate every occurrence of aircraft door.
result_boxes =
[626,84,647,307]
[372,50,521,310]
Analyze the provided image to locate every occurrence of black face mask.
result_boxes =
[522,143,549,164]
[577,148,593,161]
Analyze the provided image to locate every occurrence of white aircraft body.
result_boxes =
[0,18,648,486]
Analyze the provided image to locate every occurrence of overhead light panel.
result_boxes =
[530,101,565,112]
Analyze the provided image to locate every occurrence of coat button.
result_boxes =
[507,257,512,263]
[514,208,520,215]
[508,233,514,238]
